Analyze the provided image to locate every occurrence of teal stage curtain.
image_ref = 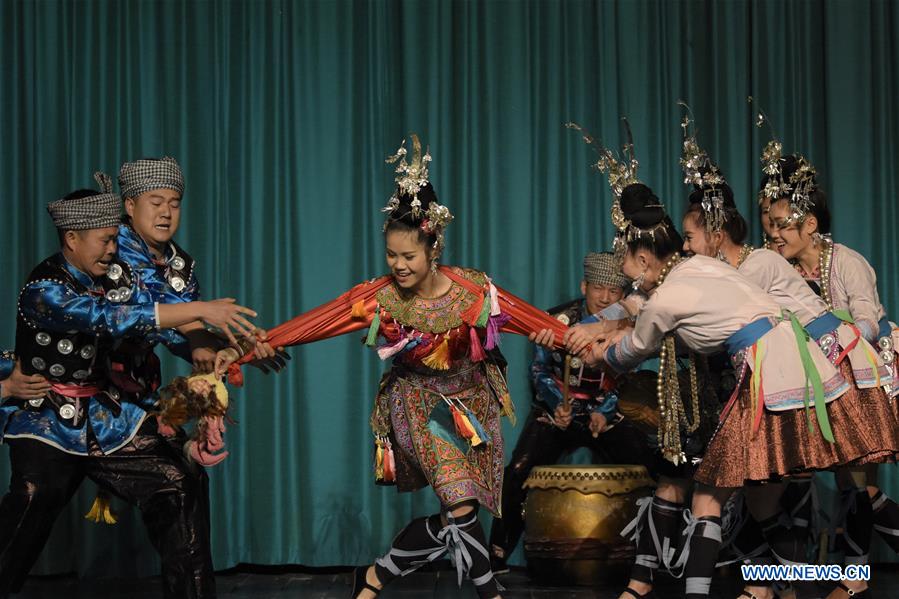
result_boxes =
[1,0,898,576]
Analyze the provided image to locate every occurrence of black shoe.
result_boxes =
[621,587,656,598]
[350,566,381,598]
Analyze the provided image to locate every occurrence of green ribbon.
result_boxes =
[365,306,381,347]
[788,312,834,443]
[475,294,491,328]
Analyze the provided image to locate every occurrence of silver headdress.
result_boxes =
[782,156,818,225]
[566,119,665,263]
[678,101,727,232]
[749,97,818,226]
[750,97,791,205]
[382,133,454,257]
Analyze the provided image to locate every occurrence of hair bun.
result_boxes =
[780,154,817,186]
[620,183,666,228]
[389,182,439,223]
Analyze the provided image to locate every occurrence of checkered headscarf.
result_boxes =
[118,156,184,199]
[47,172,122,230]
[583,251,628,288]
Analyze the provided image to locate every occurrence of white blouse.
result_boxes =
[738,248,828,325]
[824,243,886,342]
[608,255,780,369]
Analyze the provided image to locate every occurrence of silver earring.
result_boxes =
[716,250,726,263]
[631,270,646,292]
[430,260,438,274]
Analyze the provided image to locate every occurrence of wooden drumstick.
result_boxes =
[562,354,572,411]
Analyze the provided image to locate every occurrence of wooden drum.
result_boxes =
[523,464,654,586]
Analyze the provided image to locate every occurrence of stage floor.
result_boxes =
[17,565,899,598]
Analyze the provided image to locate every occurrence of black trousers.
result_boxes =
[0,417,216,599]
[489,407,657,556]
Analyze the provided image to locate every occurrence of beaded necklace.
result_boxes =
[817,240,834,310]
[652,253,701,465]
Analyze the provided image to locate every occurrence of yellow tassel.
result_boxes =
[465,415,484,447]
[501,392,516,426]
[85,492,117,525]
[375,441,385,481]
[451,406,483,447]
[459,412,477,437]
[351,300,367,319]
[421,337,451,370]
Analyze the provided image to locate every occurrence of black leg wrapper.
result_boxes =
[717,491,769,567]
[374,515,446,585]
[680,515,722,599]
[757,512,807,566]
[375,511,500,598]
[781,478,814,532]
[836,487,873,566]
[622,495,684,583]
[871,489,899,554]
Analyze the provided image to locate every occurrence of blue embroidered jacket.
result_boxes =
[0,254,158,454]
[116,223,201,361]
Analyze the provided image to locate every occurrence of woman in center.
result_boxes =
[220,135,568,599]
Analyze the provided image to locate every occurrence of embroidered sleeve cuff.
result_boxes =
[605,334,641,374]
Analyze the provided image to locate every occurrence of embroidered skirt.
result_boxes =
[384,359,504,516]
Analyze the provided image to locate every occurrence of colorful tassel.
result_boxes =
[485,312,511,350]
[384,442,396,482]
[455,405,483,446]
[450,403,483,446]
[365,307,381,347]
[501,392,516,426]
[487,280,501,316]
[421,337,451,370]
[377,336,410,360]
[475,294,491,328]
[85,491,117,525]
[374,436,396,483]
[469,430,483,447]
[450,405,473,439]
[396,337,421,356]
[375,440,385,480]
[469,327,486,362]
[461,295,486,326]
[464,406,490,444]
[351,300,367,319]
